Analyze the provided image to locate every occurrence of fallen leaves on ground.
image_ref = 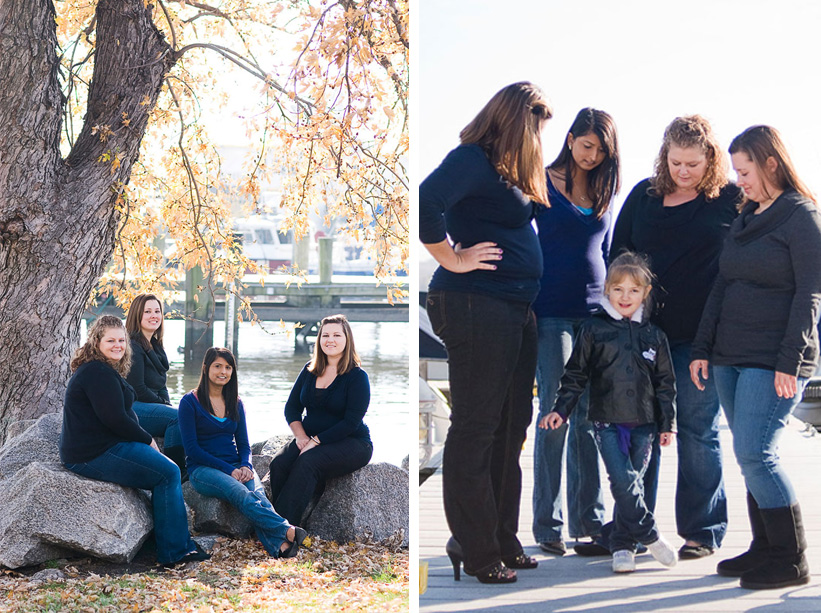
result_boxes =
[0,534,408,612]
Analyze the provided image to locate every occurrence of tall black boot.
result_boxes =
[164,445,189,483]
[740,503,809,589]
[717,491,769,577]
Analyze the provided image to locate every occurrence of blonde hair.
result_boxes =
[605,252,654,308]
[71,315,132,376]
[308,314,361,376]
[729,125,816,206]
[650,115,728,200]
[460,82,553,204]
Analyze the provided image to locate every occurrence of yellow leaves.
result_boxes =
[91,124,113,142]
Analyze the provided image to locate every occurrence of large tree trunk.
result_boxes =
[0,0,174,443]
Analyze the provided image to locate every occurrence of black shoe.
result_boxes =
[739,504,810,590]
[573,540,610,557]
[468,561,517,584]
[718,490,770,577]
[164,542,210,566]
[538,541,566,556]
[501,552,538,569]
[281,526,311,559]
[679,544,715,560]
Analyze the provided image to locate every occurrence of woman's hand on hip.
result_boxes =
[423,239,502,274]
[689,360,710,391]
[774,371,798,398]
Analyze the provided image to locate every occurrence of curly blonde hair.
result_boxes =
[650,115,728,200]
[70,315,132,376]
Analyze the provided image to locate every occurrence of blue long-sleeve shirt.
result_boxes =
[178,391,252,475]
[531,173,611,318]
[284,364,370,444]
[420,144,543,304]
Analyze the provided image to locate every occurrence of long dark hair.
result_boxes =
[548,107,620,219]
[460,81,553,205]
[195,347,239,422]
[729,125,816,206]
[125,293,164,352]
[308,314,361,376]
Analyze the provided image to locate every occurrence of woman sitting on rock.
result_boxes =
[125,293,186,477]
[60,315,208,566]
[179,347,310,558]
[268,314,372,525]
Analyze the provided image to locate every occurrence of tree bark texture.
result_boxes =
[0,0,174,443]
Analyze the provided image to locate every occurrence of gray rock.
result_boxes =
[182,482,253,538]
[401,455,409,472]
[0,462,152,568]
[31,568,66,582]
[0,413,63,480]
[6,419,36,441]
[251,435,293,457]
[251,454,273,481]
[305,463,408,546]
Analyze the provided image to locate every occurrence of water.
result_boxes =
[84,319,410,466]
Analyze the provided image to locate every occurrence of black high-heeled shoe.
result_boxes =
[445,537,517,583]
[501,552,538,569]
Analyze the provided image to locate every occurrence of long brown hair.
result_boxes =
[650,115,728,200]
[308,314,361,376]
[548,107,621,219]
[125,293,165,352]
[729,125,816,206]
[460,82,552,205]
[71,315,132,376]
[195,347,239,422]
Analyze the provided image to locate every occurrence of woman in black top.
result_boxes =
[60,315,207,566]
[125,294,186,476]
[691,125,821,589]
[268,314,372,527]
[420,82,553,584]
[610,116,742,560]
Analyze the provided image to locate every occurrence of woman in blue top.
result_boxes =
[268,314,372,526]
[531,108,620,556]
[420,82,553,584]
[179,347,309,559]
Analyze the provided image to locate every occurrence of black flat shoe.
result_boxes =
[679,544,715,560]
[164,542,210,566]
[573,540,610,557]
[538,540,566,556]
[281,526,311,559]
[501,552,538,569]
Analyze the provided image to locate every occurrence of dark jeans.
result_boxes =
[594,422,660,552]
[427,290,537,573]
[63,441,196,564]
[268,436,373,525]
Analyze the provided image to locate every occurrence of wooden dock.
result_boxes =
[420,416,821,612]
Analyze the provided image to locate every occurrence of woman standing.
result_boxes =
[268,314,372,526]
[531,108,620,556]
[125,294,186,476]
[691,125,821,589]
[420,82,552,583]
[610,116,742,559]
[179,347,309,558]
[60,316,208,566]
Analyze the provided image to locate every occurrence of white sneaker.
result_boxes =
[647,536,677,567]
[612,550,636,573]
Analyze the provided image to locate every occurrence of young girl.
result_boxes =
[541,252,677,573]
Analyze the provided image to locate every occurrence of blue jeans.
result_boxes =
[713,366,807,509]
[595,422,660,552]
[427,290,536,573]
[190,465,291,556]
[63,442,195,564]
[532,317,604,542]
[132,401,182,449]
[670,342,727,548]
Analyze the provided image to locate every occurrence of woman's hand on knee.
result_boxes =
[295,435,310,451]
[299,439,319,455]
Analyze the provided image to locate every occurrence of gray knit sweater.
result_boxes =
[692,189,821,378]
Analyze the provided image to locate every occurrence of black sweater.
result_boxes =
[60,360,153,464]
[126,337,171,404]
[419,144,543,304]
[284,364,370,444]
[692,190,821,378]
[611,180,742,343]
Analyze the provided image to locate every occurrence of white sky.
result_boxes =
[416,0,821,280]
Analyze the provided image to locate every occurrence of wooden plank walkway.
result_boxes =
[420,415,821,612]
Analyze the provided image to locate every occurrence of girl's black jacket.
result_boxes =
[552,307,677,433]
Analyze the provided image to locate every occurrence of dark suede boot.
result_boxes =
[717,491,769,577]
[164,445,189,483]
[740,503,810,589]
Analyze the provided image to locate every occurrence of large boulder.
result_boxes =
[182,482,253,538]
[0,462,152,568]
[251,435,293,457]
[251,454,274,481]
[0,412,62,479]
[305,462,408,546]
